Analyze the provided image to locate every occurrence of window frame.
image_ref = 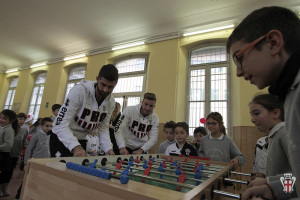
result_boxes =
[28,72,47,122]
[186,43,232,136]
[3,77,18,110]
[64,64,87,100]
[113,55,148,111]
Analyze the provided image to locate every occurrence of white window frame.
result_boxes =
[64,65,86,100]
[28,72,47,122]
[113,55,148,111]
[4,77,18,110]
[186,44,232,136]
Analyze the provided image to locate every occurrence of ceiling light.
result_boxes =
[112,42,145,51]
[30,62,47,68]
[6,69,18,73]
[183,24,234,37]
[63,54,86,61]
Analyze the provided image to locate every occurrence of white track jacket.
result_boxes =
[53,80,114,153]
[114,104,159,152]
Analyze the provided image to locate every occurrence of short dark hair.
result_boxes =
[41,117,53,125]
[250,93,284,121]
[17,112,27,119]
[174,122,189,134]
[98,64,119,82]
[52,104,61,111]
[227,6,300,55]
[143,93,156,102]
[193,127,207,136]
[164,121,176,130]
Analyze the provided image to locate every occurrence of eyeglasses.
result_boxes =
[206,122,218,126]
[233,35,266,69]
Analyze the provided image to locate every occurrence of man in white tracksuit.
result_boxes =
[50,64,118,157]
[115,93,159,155]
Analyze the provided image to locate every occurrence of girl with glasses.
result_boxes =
[199,112,246,170]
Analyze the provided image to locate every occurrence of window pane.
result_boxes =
[4,105,9,109]
[211,101,228,132]
[191,46,227,65]
[30,87,39,104]
[127,97,140,107]
[69,67,86,80]
[114,97,124,112]
[210,67,227,101]
[188,102,205,134]
[65,83,75,99]
[5,90,12,106]
[9,90,16,106]
[9,78,18,88]
[190,69,205,101]
[37,86,44,104]
[116,58,145,74]
[35,72,47,84]
[33,105,40,122]
[113,76,143,93]
[28,106,34,116]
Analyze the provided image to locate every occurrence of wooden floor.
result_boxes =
[2,158,24,200]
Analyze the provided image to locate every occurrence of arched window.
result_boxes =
[4,77,18,109]
[113,56,147,111]
[65,66,86,99]
[187,45,231,135]
[28,72,47,122]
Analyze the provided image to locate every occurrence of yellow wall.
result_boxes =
[0,29,267,126]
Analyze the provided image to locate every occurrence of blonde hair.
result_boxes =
[111,102,121,121]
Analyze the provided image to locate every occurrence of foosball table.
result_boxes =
[20,154,250,200]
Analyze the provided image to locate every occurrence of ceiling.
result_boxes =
[1,0,300,72]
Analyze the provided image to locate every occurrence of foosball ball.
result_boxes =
[20,154,250,200]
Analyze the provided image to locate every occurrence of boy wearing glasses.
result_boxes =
[227,6,300,200]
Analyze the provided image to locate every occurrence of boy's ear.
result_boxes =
[266,30,285,55]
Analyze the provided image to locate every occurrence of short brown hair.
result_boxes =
[174,122,189,134]
[143,93,156,102]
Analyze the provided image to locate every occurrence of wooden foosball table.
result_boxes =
[20,154,249,200]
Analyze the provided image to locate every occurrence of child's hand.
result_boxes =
[230,158,239,170]
[248,177,267,188]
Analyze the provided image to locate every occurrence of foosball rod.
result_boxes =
[104,167,196,189]
[224,178,249,185]
[120,163,212,178]
[121,160,216,176]
[117,164,206,183]
[229,171,252,177]
[213,190,241,199]
[155,157,224,170]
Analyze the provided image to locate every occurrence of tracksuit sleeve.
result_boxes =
[97,100,114,153]
[230,140,247,165]
[114,109,129,149]
[24,135,37,165]
[52,86,82,152]
[141,116,159,152]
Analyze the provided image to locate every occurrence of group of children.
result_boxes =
[159,112,247,170]
[0,104,61,198]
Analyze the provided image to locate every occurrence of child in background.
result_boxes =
[29,118,42,135]
[165,122,197,157]
[50,104,61,122]
[24,117,53,165]
[158,121,176,154]
[6,113,28,195]
[199,112,246,169]
[249,94,291,178]
[86,129,101,156]
[22,114,33,132]
[0,109,18,197]
[193,126,207,154]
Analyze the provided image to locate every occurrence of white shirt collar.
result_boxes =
[208,133,224,140]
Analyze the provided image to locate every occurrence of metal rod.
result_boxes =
[224,178,249,185]
[213,190,241,199]
[230,171,252,177]
[104,167,196,189]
